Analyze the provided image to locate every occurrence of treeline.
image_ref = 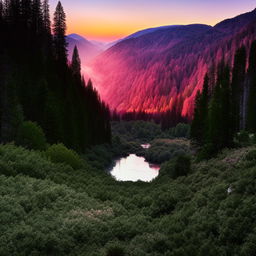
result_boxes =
[112,110,188,130]
[191,40,256,158]
[0,0,111,152]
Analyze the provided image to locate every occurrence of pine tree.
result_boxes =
[31,0,42,35]
[200,74,209,142]
[218,63,232,147]
[4,0,21,27]
[53,1,67,64]
[203,62,232,153]
[41,0,52,58]
[247,41,256,132]
[42,0,50,34]
[207,79,222,152]
[71,46,81,78]
[1,78,24,143]
[231,46,246,133]
[191,91,202,144]
[21,0,32,28]
[0,0,3,45]
[191,74,209,145]
[0,0,3,22]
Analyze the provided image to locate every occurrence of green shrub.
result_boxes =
[246,150,256,161]
[151,192,177,217]
[169,123,190,138]
[106,243,125,256]
[16,121,47,150]
[160,154,191,179]
[236,131,250,146]
[145,140,190,164]
[0,160,17,176]
[173,155,191,178]
[197,143,216,161]
[46,144,83,169]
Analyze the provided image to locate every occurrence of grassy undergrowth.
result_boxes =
[1,144,256,255]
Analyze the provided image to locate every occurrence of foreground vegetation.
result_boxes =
[1,141,256,255]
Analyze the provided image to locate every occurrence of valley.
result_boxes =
[1,1,256,255]
[73,9,256,119]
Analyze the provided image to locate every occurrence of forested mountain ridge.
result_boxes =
[86,8,256,119]
[0,0,111,152]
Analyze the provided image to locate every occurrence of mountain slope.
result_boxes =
[67,34,103,64]
[87,8,256,118]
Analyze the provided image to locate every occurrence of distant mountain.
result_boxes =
[90,39,121,50]
[67,34,103,64]
[89,40,109,50]
[124,25,182,40]
[87,8,256,118]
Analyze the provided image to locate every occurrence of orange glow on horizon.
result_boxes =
[50,0,256,42]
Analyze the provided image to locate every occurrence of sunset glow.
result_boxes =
[49,0,256,41]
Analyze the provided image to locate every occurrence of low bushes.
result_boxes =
[16,121,47,150]
[145,140,191,164]
[2,142,256,255]
[106,242,126,256]
[160,154,191,179]
[46,143,83,169]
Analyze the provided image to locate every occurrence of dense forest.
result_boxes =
[191,40,256,158]
[0,0,111,152]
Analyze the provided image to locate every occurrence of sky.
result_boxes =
[49,0,256,42]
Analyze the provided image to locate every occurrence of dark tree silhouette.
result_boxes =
[53,1,67,64]
[231,46,246,132]
[247,41,256,132]
[42,0,50,34]
[191,74,209,146]
[0,0,111,151]
[191,42,256,158]
[71,45,81,78]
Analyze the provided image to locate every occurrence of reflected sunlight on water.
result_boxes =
[110,154,160,182]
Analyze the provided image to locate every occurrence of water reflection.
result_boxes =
[110,154,160,182]
[141,144,151,149]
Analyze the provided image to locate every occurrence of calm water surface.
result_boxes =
[110,154,160,182]
[141,144,151,149]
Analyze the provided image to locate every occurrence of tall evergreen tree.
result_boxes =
[4,0,21,32]
[247,41,256,132]
[0,0,3,22]
[41,0,52,58]
[231,46,246,132]
[20,0,32,34]
[192,64,232,156]
[42,0,50,34]
[191,74,209,145]
[217,63,232,148]
[53,1,67,64]
[31,0,42,35]
[207,82,222,152]
[1,77,24,143]
[191,91,202,144]
[71,45,81,78]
